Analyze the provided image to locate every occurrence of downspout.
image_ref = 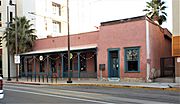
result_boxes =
[145,17,151,82]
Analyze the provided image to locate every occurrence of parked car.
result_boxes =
[0,76,4,99]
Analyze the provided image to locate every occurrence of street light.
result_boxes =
[7,6,11,81]
[67,0,72,83]
[9,0,18,81]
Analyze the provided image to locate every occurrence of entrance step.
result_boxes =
[108,78,120,82]
[154,77,175,83]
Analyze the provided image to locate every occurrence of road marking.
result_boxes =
[5,88,115,104]
[5,85,105,98]
[4,86,175,104]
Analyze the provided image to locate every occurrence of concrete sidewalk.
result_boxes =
[4,78,180,91]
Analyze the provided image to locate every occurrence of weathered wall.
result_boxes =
[98,19,147,81]
[149,22,172,78]
[33,31,99,50]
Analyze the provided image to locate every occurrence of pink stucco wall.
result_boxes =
[149,22,172,78]
[33,31,99,50]
[98,19,147,80]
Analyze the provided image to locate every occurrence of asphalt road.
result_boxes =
[1,83,180,104]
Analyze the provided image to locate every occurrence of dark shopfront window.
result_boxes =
[80,53,87,71]
[51,59,56,73]
[40,62,45,72]
[27,58,32,72]
[124,47,140,72]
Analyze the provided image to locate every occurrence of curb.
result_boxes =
[5,81,180,92]
[49,83,180,92]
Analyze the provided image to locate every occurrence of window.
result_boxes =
[27,58,32,72]
[53,21,61,33]
[80,53,87,71]
[124,47,140,72]
[10,12,13,23]
[0,13,2,27]
[0,1,1,6]
[51,60,56,73]
[73,61,78,70]
[0,37,2,48]
[40,62,45,72]
[52,2,61,16]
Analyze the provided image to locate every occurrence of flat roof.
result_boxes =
[101,15,146,26]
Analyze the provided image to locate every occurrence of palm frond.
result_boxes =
[3,16,37,54]
[143,0,167,25]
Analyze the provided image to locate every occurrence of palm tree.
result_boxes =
[3,16,37,54]
[143,0,167,25]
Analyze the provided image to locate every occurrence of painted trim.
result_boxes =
[124,47,140,73]
[107,48,120,78]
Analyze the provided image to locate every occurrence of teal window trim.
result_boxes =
[124,47,140,73]
[107,48,120,78]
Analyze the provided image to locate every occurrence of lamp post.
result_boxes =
[9,0,18,81]
[7,6,11,81]
[67,0,72,83]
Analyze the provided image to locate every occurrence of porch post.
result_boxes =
[61,54,64,79]
[49,58,52,78]
[77,52,81,79]
[20,57,23,77]
[46,55,49,82]
[24,57,27,77]
[58,54,60,78]
[94,51,97,78]
[33,56,36,82]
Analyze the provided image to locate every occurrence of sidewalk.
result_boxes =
[4,78,180,91]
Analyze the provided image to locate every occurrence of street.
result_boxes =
[1,83,180,104]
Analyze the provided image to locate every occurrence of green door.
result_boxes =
[108,49,120,78]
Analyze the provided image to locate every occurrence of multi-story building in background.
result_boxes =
[172,0,180,83]
[0,0,68,78]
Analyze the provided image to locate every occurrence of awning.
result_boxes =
[20,44,97,56]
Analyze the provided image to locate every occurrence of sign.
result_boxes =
[14,55,20,64]
[70,53,73,59]
[177,57,180,63]
[39,55,43,61]
[99,64,105,71]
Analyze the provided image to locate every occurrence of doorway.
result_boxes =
[108,49,120,78]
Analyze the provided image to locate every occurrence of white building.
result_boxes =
[17,0,68,38]
[0,0,68,78]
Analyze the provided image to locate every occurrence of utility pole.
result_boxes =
[7,6,11,81]
[67,0,72,83]
[9,0,19,81]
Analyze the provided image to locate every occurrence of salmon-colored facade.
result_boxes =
[21,16,172,82]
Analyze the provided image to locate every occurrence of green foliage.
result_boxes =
[3,16,37,54]
[143,0,167,25]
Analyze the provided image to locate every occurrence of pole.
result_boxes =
[7,6,11,81]
[15,4,18,81]
[67,0,72,83]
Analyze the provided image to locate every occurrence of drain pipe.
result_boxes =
[145,17,151,82]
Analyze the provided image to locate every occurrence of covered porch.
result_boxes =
[19,45,97,81]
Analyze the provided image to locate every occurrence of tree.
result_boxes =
[3,16,37,54]
[143,0,167,25]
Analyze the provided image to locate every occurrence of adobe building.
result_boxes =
[20,15,172,82]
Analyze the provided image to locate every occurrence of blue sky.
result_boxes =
[69,0,172,34]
